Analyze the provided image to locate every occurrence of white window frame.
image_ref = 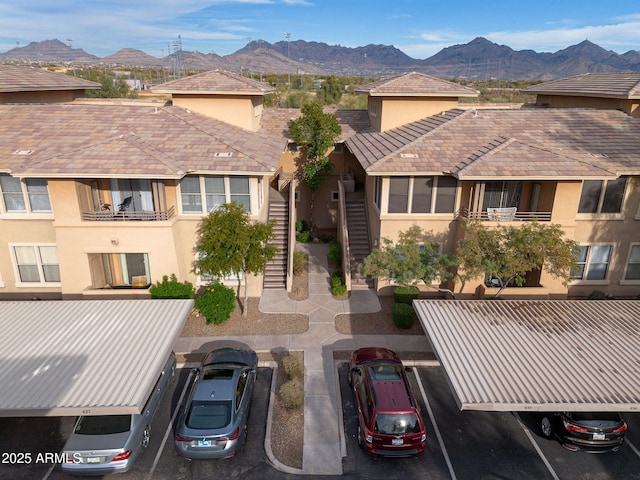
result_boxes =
[9,243,61,287]
[576,177,628,218]
[570,244,612,285]
[0,176,53,216]
[194,251,244,287]
[386,176,457,215]
[621,243,640,284]
[179,175,253,215]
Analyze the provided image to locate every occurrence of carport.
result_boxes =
[414,300,640,412]
[0,299,193,417]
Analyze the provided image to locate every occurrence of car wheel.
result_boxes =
[357,426,363,449]
[170,363,176,383]
[540,416,553,438]
[242,424,248,446]
[142,426,151,448]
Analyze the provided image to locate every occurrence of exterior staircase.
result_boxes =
[345,194,373,289]
[263,189,289,289]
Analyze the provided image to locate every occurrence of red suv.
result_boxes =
[348,347,426,457]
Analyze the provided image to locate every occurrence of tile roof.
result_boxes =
[345,108,640,178]
[523,73,640,99]
[260,107,371,142]
[152,69,276,95]
[0,102,285,177]
[355,71,479,97]
[0,65,100,92]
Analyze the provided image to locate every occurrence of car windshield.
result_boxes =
[374,413,421,435]
[186,400,232,429]
[74,415,131,435]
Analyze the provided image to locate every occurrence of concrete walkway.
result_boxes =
[174,243,432,475]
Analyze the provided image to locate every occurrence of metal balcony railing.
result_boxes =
[82,206,176,221]
[455,207,552,222]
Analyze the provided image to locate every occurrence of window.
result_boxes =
[110,179,153,213]
[11,245,60,284]
[571,245,612,280]
[180,176,252,214]
[387,176,457,214]
[101,253,149,287]
[578,177,627,214]
[0,176,51,213]
[483,181,522,210]
[195,251,243,286]
[333,143,343,154]
[373,177,382,210]
[624,244,640,281]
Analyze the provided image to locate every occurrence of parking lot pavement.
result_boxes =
[0,367,302,480]
[339,363,640,480]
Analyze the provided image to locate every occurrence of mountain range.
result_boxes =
[2,37,640,80]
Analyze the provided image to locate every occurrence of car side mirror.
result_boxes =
[350,367,361,376]
[404,366,413,373]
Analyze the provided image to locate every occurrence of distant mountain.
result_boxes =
[1,37,639,80]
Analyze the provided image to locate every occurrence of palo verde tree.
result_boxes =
[288,102,342,229]
[195,202,277,317]
[455,221,580,297]
[358,226,455,289]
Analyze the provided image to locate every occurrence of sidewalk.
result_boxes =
[174,242,432,475]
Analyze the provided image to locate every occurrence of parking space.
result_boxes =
[0,367,279,480]
[339,363,640,480]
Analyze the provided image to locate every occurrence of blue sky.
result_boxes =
[1,0,639,59]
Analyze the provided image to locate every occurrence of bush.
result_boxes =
[293,250,307,275]
[149,274,195,299]
[587,290,608,300]
[394,285,419,305]
[392,302,415,329]
[295,219,308,233]
[317,232,335,243]
[194,282,236,324]
[328,239,342,263]
[279,379,304,410]
[298,231,311,243]
[282,354,304,380]
[332,284,347,297]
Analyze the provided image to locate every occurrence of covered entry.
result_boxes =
[414,300,640,412]
[0,299,193,417]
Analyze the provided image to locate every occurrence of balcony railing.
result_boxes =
[82,206,176,221]
[455,207,551,222]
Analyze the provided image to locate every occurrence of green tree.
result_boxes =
[288,102,341,228]
[455,221,580,296]
[73,69,132,98]
[318,76,343,105]
[358,226,454,287]
[195,202,278,317]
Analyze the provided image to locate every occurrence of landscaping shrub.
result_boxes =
[279,379,304,410]
[317,232,335,243]
[194,282,236,324]
[332,284,347,297]
[394,285,419,305]
[328,239,342,263]
[587,290,608,300]
[149,274,195,299]
[293,250,307,275]
[392,302,415,329]
[282,354,304,380]
[295,219,308,233]
[297,230,311,243]
[331,274,342,288]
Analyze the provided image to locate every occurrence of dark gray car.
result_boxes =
[61,352,176,475]
[174,346,258,460]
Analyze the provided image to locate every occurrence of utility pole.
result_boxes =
[284,32,291,88]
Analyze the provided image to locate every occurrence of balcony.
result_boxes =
[81,206,176,221]
[455,207,551,222]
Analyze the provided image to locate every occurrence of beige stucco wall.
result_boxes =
[170,94,264,131]
[0,90,84,104]
[367,96,460,132]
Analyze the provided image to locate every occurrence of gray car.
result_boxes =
[174,346,258,460]
[61,352,176,475]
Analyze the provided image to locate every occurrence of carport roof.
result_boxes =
[414,300,640,412]
[0,299,193,417]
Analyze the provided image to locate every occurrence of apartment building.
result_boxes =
[1,67,639,300]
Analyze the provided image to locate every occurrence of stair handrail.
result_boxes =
[337,178,352,291]
[286,176,296,292]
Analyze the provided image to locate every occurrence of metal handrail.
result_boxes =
[82,206,176,221]
[455,207,551,222]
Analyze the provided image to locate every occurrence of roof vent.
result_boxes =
[13,150,33,156]
[214,152,233,158]
[400,153,418,158]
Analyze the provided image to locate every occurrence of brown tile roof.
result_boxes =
[523,73,640,99]
[152,69,275,95]
[0,103,285,177]
[260,107,371,142]
[0,65,100,92]
[345,108,640,178]
[355,71,479,97]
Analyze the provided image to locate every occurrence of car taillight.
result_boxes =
[220,427,240,442]
[563,420,589,433]
[613,423,627,434]
[111,450,132,462]
[174,434,191,442]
